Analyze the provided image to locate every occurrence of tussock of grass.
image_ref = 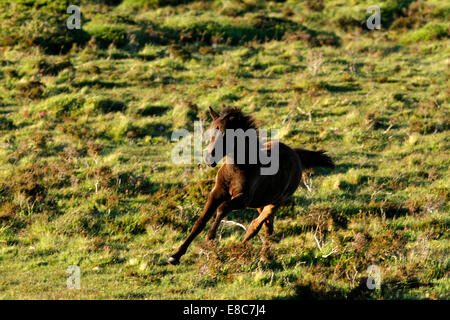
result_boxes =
[400,22,449,44]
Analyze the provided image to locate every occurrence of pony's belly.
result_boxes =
[248,180,301,207]
[247,167,302,208]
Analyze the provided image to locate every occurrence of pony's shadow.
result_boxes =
[315,161,377,176]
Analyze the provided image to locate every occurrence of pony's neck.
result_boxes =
[225,134,263,167]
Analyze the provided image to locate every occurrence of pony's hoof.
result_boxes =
[167,256,180,265]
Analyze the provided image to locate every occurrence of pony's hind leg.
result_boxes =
[242,204,276,243]
[263,214,274,236]
[257,208,273,236]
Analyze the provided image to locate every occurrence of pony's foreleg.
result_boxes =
[206,193,245,241]
[242,204,276,243]
[168,191,223,265]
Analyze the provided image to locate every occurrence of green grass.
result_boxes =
[0,0,449,299]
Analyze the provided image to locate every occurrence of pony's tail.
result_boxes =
[295,148,335,169]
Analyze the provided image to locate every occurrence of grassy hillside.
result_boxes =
[0,0,448,299]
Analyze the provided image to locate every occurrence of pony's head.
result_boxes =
[205,107,258,167]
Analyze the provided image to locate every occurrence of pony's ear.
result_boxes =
[209,106,219,120]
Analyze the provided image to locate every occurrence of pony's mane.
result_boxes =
[220,108,258,130]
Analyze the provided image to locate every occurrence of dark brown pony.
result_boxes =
[168,107,334,265]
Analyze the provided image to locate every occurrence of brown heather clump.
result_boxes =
[6,162,74,202]
[86,236,106,253]
[196,240,258,277]
[16,80,45,100]
[225,241,258,265]
[86,140,103,157]
[30,132,51,155]
[116,171,154,195]
[260,240,276,263]
[8,164,47,201]
[351,232,368,253]
[303,207,333,241]
[90,165,114,190]
[45,161,74,187]
[61,146,80,161]
[0,201,17,221]
[57,121,99,141]
[365,230,407,262]
[12,142,30,161]
[305,0,325,12]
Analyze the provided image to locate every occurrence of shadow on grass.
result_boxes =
[324,83,361,93]
[71,79,129,89]
[277,274,431,300]
[139,106,170,117]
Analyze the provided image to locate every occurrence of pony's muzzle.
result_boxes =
[205,151,217,167]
